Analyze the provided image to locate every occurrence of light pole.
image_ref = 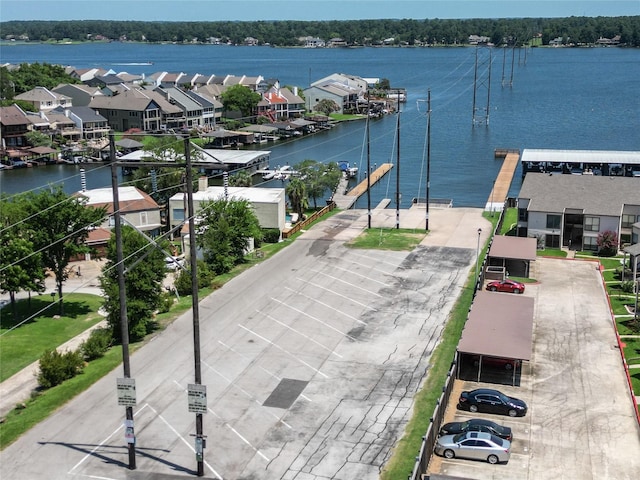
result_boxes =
[475,228,482,291]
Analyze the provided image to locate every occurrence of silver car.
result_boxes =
[434,431,511,464]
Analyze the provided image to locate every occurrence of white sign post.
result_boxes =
[188,384,207,414]
[117,378,137,407]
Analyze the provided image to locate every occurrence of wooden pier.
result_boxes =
[332,163,394,209]
[486,150,520,213]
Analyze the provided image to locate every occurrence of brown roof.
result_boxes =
[458,291,534,361]
[488,235,537,261]
[0,105,29,126]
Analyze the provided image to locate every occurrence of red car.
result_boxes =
[485,279,525,294]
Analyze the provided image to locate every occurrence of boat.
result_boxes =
[273,165,292,180]
[338,161,358,178]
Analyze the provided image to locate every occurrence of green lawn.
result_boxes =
[347,228,427,250]
[0,293,105,382]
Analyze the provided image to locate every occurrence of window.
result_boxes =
[546,214,561,229]
[622,214,636,228]
[518,208,528,222]
[108,215,115,227]
[173,208,185,221]
[545,234,560,248]
[584,236,598,251]
[584,216,600,232]
[140,211,148,225]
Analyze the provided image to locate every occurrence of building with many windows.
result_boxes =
[516,173,640,251]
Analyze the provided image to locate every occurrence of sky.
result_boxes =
[1,0,638,22]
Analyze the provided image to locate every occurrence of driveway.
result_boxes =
[428,257,640,479]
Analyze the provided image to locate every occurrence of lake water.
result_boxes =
[1,42,639,207]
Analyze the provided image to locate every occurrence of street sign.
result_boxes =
[117,378,137,407]
[188,384,207,414]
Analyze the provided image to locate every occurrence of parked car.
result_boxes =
[457,388,528,417]
[439,418,512,441]
[472,355,521,371]
[165,255,185,271]
[486,278,525,294]
[434,431,511,464]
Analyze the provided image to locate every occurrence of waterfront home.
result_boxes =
[516,173,640,250]
[15,86,72,112]
[52,83,105,107]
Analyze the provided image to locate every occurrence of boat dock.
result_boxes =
[333,163,394,209]
[486,149,520,213]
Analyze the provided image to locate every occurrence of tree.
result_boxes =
[0,197,46,314]
[296,160,341,209]
[220,84,261,120]
[21,188,107,315]
[286,178,308,218]
[229,170,253,187]
[100,225,168,342]
[314,98,340,116]
[26,130,53,148]
[196,198,263,275]
[597,230,619,257]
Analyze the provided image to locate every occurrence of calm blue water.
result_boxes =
[1,43,639,207]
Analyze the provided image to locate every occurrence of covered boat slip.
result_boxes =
[521,148,640,177]
[456,291,534,386]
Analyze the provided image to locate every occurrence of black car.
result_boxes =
[439,418,513,441]
[457,388,527,417]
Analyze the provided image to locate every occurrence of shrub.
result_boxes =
[262,228,281,244]
[158,291,175,313]
[597,230,619,257]
[621,281,636,294]
[80,328,113,361]
[174,260,216,296]
[37,349,85,389]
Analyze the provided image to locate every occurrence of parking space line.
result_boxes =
[327,264,390,286]
[257,309,344,358]
[238,324,329,378]
[284,286,367,325]
[294,277,378,311]
[308,269,384,297]
[270,297,357,341]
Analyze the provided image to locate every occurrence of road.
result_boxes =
[0,206,489,480]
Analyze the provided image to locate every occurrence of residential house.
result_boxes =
[67,67,111,82]
[40,110,80,141]
[184,90,223,127]
[14,87,72,112]
[89,88,183,132]
[301,36,325,48]
[468,35,491,45]
[85,73,128,89]
[154,86,205,129]
[64,106,110,140]
[0,104,30,151]
[76,186,163,238]
[52,83,105,107]
[168,178,285,240]
[304,81,360,114]
[516,173,640,250]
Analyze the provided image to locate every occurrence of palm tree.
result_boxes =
[229,170,253,187]
[286,178,308,218]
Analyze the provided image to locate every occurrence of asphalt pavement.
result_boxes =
[0,204,491,479]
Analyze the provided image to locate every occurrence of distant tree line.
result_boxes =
[1,16,639,47]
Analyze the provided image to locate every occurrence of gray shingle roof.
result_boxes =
[519,173,640,216]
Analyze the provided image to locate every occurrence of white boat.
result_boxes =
[273,165,292,180]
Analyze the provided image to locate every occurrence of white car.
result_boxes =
[165,256,185,271]
[435,431,511,464]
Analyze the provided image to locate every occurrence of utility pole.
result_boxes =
[425,88,431,231]
[110,132,136,470]
[366,90,371,229]
[184,137,206,476]
[396,90,401,229]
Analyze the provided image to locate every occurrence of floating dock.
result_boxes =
[486,150,520,213]
[333,163,394,209]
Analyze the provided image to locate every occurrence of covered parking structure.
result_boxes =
[456,291,534,386]
[486,235,537,279]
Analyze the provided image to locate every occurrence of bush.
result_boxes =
[621,281,636,294]
[597,230,619,257]
[80,328,113,361]
[158,291,175,313]
[262,228,281,244]
[37,349,85,389]
[174,260,216,296]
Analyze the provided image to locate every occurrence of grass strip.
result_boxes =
[0,346,123,449]
[0,294,105,382]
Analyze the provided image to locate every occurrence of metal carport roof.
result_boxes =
[458,291,534,361]
[488,235,537,261]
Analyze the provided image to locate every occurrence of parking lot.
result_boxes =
[427,257,640,480]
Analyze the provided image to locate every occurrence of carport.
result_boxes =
[456,291,534,386]
[486,235,537,279]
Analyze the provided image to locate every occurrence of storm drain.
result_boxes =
[262,379,308,409]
